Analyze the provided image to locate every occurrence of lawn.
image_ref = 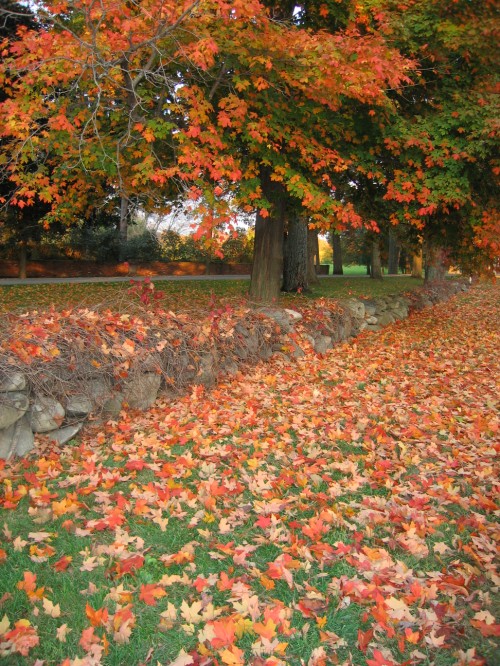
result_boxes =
[0,283,498,665]
[0,276,423,315]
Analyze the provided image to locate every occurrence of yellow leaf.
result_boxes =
[42,598,61,618]
[0,614,10,634]
[56,623,71,642]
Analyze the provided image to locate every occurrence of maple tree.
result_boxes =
[0,0,497,293]
[0,1,54,278]
[353,0,499,277]
[0,0,412,297]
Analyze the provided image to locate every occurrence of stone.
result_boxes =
[288,341,305,359]
[221,360,239,376]
[124,373,162,410]
[235,327,259,356]
[30,396,65,432]
[0,371,27,392]
[365,316,378,325]
[140,354,162,373]
[314,336,332,354]
[414,296,432,310]
[363,301,377,317]
[343,299,365,319]
[103,393,124,416]
[365,324,381,332]
[259,308,292,332]
[88,378,112,402]
[66,395,93,418]
[0,392,29,430]
[197,353,217,387]
[258,344,273,361]
[337,320,353,341]
[0,416,34,460]
[233,345,249,360]
[391,308,408,320]
[373,298,388,313]
[377,312,396,326]
[47,422,83,445]
[283,309,303,322]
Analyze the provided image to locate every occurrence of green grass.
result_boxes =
[0,275,424,314]
[323,263,370,276]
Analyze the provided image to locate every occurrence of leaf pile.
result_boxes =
[0,300,280,409]
[0,284,499,665]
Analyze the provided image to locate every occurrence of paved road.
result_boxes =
[0,273,407,286]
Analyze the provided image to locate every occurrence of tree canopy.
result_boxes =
[0,1,497,294]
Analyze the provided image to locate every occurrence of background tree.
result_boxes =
[365,0,499,279]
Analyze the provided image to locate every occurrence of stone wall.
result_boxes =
[0,280,468,460]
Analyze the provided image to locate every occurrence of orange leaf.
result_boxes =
[85,603,109,627]
[139,584,167,606]
[210,618,236,649]
[253,618,276,641]
[259,575,275,590]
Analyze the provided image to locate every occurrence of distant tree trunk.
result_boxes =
[371,238,383,279]
[249,170,286,302]
[205,227,213,275]
[283,214,308,292]
[18,242,27,279]
[388,229,400,275]
[332,234,343,275]
[411,249,423,278]
[307,227,319,285]
[425,243,447,283]
[399,248,408,274]
[119,195,129,261]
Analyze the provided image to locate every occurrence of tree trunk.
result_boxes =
[388,229,400,275]
[411,249,423,278]
[307,227,319,285]
[18,242,27,279]
[371,238,383,279]
[399,248,408,274]
[249,166,289,301]
[332,234,343,275]
[425,244,447,283]
[119,195,129,261]
[249,209,284,301]
[283,214,308,292]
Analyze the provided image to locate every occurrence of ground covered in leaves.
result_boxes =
[0,284,499,666]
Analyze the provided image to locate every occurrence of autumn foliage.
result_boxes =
[0,284,499,664]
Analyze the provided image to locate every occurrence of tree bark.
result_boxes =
[411,249,423,278]
[370,238,383,279]
[283,213,308,292]
[18,242,27,279]
[249,208,284,301]
[388,229,400,275]
[249,168,287,302]
[119,194,129,261]
[307,227,319,285]
[332,234,343,275]
[424,243,447,283]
